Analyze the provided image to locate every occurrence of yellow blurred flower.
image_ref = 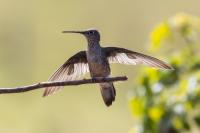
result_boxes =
[150,22,171,51]
[171,13,190,28]
[170,53,183,66]
[144,68,159,83]
[174,79,187,98]
[170,13,200,29]
[148,106,164,122]
[172,117,183,129]
[184,102,192,111]
[129,97,144,118]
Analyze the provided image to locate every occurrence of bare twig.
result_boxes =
[0,76,127,94]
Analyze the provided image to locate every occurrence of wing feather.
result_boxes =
[104,47,173,69]
[43,51,89,96]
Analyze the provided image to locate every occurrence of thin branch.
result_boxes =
[0,76,127,94]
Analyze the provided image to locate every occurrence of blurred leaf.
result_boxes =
[182,119,190,130]
[194,115,200,127]
[159,70,178,86]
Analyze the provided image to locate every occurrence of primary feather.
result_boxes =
[104,47,173,70]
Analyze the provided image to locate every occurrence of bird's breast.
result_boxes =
[86,50,110,77]
[88,61,110,77]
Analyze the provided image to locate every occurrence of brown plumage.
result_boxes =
[43,29,173,107]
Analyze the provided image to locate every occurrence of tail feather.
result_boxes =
[100,82,116,107]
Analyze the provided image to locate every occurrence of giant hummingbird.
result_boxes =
[43,29,173,107]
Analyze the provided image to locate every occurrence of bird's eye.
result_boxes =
[89,31,94,34]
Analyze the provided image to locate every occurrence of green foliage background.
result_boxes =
[129,13,200,133]
[0,0,200,133]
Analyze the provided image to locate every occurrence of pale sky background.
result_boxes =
[0,0,200,133]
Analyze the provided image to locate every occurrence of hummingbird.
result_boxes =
[43,29,173,107]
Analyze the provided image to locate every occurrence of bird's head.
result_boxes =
[62,29,100,43]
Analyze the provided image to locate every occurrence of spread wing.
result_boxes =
[43,51,89,96]
[104,47,173,69]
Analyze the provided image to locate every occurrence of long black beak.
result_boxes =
[62,30,85,34]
